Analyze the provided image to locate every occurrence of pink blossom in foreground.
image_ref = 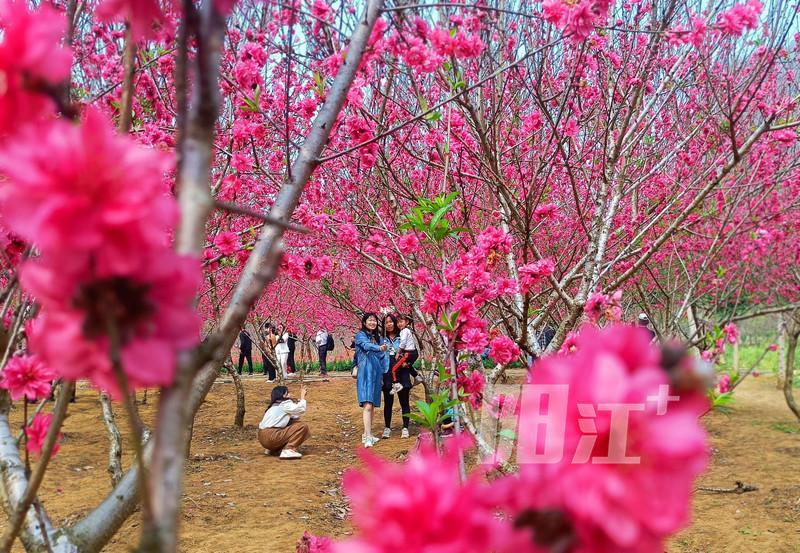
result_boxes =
[0,353,54,401]
[0,109,201,396]
[25,413,60,458]
[334,441,513,553]
[500,325,709,553]
[303,255,333,280]
[25,251,202,397]
[0,109,174,262]
[421,282,452,314]
[0,1,72,139]
[97,0,170,40]
[488,335,520,365]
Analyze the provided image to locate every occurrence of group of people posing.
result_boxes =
[353,312,421,447]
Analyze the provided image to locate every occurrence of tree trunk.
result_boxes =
[784,329,800,421]
[228,364,246,428]
[777,314,786,389]
[99,392,124,487]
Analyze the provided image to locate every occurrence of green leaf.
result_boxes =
[430,204,451,230]
[712,392,734,407]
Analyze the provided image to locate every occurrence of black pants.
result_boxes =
[287,349,296,372]
[263,356,276,380]
[383,370,410,429]
[318,346,328,375]
[237,348,253,374]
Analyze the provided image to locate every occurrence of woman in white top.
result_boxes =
[274,328,291,378]
[258,385,309,459]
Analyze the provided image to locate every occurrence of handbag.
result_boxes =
[351,364,359,379]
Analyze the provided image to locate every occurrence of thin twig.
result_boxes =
[214,201,311,233]
[697,481,758,494]
[0,381,73,551]
[106,321,152,519]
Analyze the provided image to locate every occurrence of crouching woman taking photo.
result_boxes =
[258,385,309,459]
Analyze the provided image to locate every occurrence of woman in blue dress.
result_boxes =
[355,312,388,447]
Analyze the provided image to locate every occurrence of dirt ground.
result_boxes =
[7,373,800,552]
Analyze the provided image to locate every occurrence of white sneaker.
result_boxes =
[382,427,391,439]
[279,449,302,459]
[401,428,409,439]
[390,382,403,395]
[362,435,379,448]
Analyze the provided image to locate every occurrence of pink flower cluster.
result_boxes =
[296,531,333,553]
[0,3,203,399]
[717,373,732,394]
[716,0,762,37]
[584,290,623,324]
[0,354,54,401]
[281,253,334,281]
[0,91,201,394]
[502,325,709,552]
[343,116,378,168]
[722,322,739,344]
[335,441,513,553]
[25,413,61,459]
[0,1,72,141]
[457,367,485,409]
[518,258,555,294]
[488,336,520,366]
[542,0,612,41]
[214,231,241,256]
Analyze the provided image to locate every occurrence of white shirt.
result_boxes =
[398,328,417,351]
[259,399,307,429]
[315,330,328,347]
[275,332,290,355]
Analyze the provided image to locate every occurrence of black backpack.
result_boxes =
[326,334,335,351]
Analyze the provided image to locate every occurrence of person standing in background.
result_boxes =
[237,329,254,375]
[638,313,656,341]
[315,328,329,377]
[286,330,298,374]
[262,324,278,382]
[355,313,388,448]
[275,327,290,378]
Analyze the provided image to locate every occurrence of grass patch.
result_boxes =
[719,343,778,374]
[225,359,354,375]
[771,422,800,434]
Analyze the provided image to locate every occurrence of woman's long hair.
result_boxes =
[268,385,290,409]
[360,312,380,342]
[382,313,399,339]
